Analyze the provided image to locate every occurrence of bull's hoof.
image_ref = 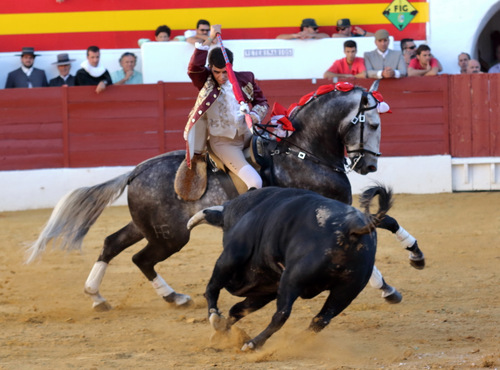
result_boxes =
[163,292,192,307]
[209,312,230,332]
[241,341,256,351]
[93,300,113,312]
[409,252,425,270]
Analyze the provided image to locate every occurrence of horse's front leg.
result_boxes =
[84,222,144,311]
[378,215,425,269]
[132,240,192,307]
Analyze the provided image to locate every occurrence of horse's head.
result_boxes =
[340,81,382,175]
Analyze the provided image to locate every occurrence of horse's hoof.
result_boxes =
[163,292,192,307]
[93,300,113,312]
[409,252,425,270]
[209,312,230,332]
[241,341,255,351]
[382,288,403,304]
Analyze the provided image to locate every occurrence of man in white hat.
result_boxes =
[5,47,48,88]
[49,53,76,87]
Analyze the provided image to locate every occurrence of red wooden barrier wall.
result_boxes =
[0,75,498,171]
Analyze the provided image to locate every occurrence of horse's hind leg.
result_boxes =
[84,221,144,311]
[132,241,191,307]
[369,265,402,304]
[378,215,425,269]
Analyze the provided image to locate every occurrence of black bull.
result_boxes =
[188,185,393,351]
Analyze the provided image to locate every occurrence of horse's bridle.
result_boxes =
[343,91,381,172]
[254,89,381,173]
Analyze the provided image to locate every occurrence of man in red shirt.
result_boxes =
[407,44,442,76]
[323,40,366,79]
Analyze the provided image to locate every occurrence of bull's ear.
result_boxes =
[368,80,380,92]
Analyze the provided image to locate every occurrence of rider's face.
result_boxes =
[211,66,228,85]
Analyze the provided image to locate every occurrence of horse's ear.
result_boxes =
[368,80,380,92]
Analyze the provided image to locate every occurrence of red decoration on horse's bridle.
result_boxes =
[371,90,384,102]
[371,90,392,113]
[334,81,354,92]
[298,82,355,106]
[271,102,295,131]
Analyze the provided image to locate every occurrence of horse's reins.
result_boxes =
[253,121,346,173]
[254,89,380,173]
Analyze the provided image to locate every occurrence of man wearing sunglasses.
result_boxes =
[277,18,329,40]
[332,18,373,38]
[185,19,216,46]
[400,38,417,68]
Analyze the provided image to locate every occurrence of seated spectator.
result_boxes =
[5,47,48,88]
[276,18,329,40]
[49,53,76,87]
[488,45,500,73]
[407,44,442,76]
[323,40,366,79]
[138,25,172,46]
[458,52,470,74]
[185,19,216,45]
[155,25,171,41]
[400,38,416,68]
[332,18,373,38]
[111,52,143,85]
[364,29,406,79]
[467,59,482,74]
[75,46,112,94]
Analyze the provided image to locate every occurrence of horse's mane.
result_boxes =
[287,83,365,121]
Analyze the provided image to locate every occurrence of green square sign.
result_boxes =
[383,0,418,31]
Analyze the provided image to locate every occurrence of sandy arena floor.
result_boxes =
[0,191,499,369]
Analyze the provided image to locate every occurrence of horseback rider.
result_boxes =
[182,24,269,191]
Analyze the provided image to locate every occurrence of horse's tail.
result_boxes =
[352,184,393,236]
[25,172,131,264]
[187,206,224,231]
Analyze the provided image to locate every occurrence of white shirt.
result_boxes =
[21,66,34,88]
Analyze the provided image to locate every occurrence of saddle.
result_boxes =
[174,136,277,201]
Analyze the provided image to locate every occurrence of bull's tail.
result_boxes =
[353,184,393,235]
[187,206,224,230]
[25,172,131,264]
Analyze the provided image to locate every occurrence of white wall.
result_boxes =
[428,1,500,74]
[0,156,452,212]
[141,37,394,83]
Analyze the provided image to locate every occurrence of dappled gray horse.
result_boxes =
[27,80,424,310]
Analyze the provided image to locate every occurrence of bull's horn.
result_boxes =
[187,205,224,230]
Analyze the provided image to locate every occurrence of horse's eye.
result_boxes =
[369,121,380,129]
